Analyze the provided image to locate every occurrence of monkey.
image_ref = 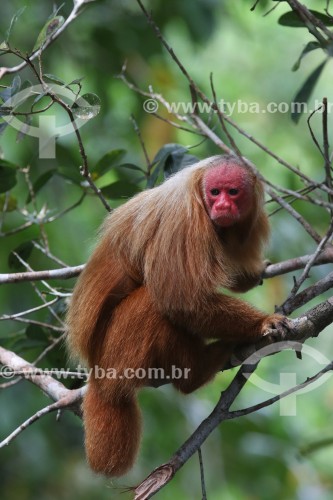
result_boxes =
[66,154,286,477]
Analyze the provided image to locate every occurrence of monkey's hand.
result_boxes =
[231,260,272,292]
[257,259,271,285]
[260,314,292,343]
[230,271,265,293]
[228,315,293,368]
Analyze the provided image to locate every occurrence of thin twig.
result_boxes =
[0,0,96,78]
[0,298,59,321]
[0,387,85,448]
[198,448,207,500]
[130,114,152,175]
[266,187,322,243]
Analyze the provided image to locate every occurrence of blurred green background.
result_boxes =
[1,1,333,499]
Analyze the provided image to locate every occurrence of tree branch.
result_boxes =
[263,247,333,278]
[134,297,333,498]
[0,346,85,404]
[0,265,84,284]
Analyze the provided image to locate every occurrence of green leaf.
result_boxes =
[11,337,48,353]
[0,75,21,102]
[68,77,85,86]
[21,79,33,91]
[152,143,187,165]
[0,160,18,193]
[26,324,47,341]
[33,15,65,51]
[0,194,17,212]
[49,3,65,19]
[93,149,127,178]
[117,163,145,173]
[44,74,66,85]
[16,115,32,143]
[26,169,56,203]
[147,143,186,187]
[291,60,327,123]
[292,42,321,71]
[101,180,141,199]
[11,75,21,94]
[278,10,333,27]
[0,88,11,103]
[6,6,26,42]
[164,152,198,178]
[33,91,48,105]
[72,93,101,120]
[57,165,83,185]
[326,41,333,57]
[147,143,198,187]
[0,122,8,135]
[0,333,25,350]
[8,241,34,270]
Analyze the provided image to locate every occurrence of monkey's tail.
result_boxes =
[83,382,141,477]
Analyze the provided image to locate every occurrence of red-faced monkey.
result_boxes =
[67,155,285,476]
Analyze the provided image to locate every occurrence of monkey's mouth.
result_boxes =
[213,213,239,227]
[212,210,238,221]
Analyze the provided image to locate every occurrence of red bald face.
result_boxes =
[203,164,254,228]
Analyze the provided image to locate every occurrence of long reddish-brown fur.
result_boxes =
[66,155,282,477]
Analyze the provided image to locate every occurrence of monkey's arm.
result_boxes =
[174,294,284,344]
[229,272,263,293]
[229,260,271,292]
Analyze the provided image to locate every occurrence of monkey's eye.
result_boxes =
[210,188,220,196]
[228,188,239,196]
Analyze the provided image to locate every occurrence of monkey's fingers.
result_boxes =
[261,313,284,334]
[262,316,294,344]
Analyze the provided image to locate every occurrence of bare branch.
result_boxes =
[281,271,333,315]
[0,298,59,321]
[0,346,74,400]
[229,359,333,418]
[263,247,333,278]
[266,187,322,243]
[0,265,84,284]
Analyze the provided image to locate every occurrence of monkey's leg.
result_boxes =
[94,286,234,396]
[152,328,234,394]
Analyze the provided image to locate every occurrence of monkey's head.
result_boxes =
[202,161,256,228]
